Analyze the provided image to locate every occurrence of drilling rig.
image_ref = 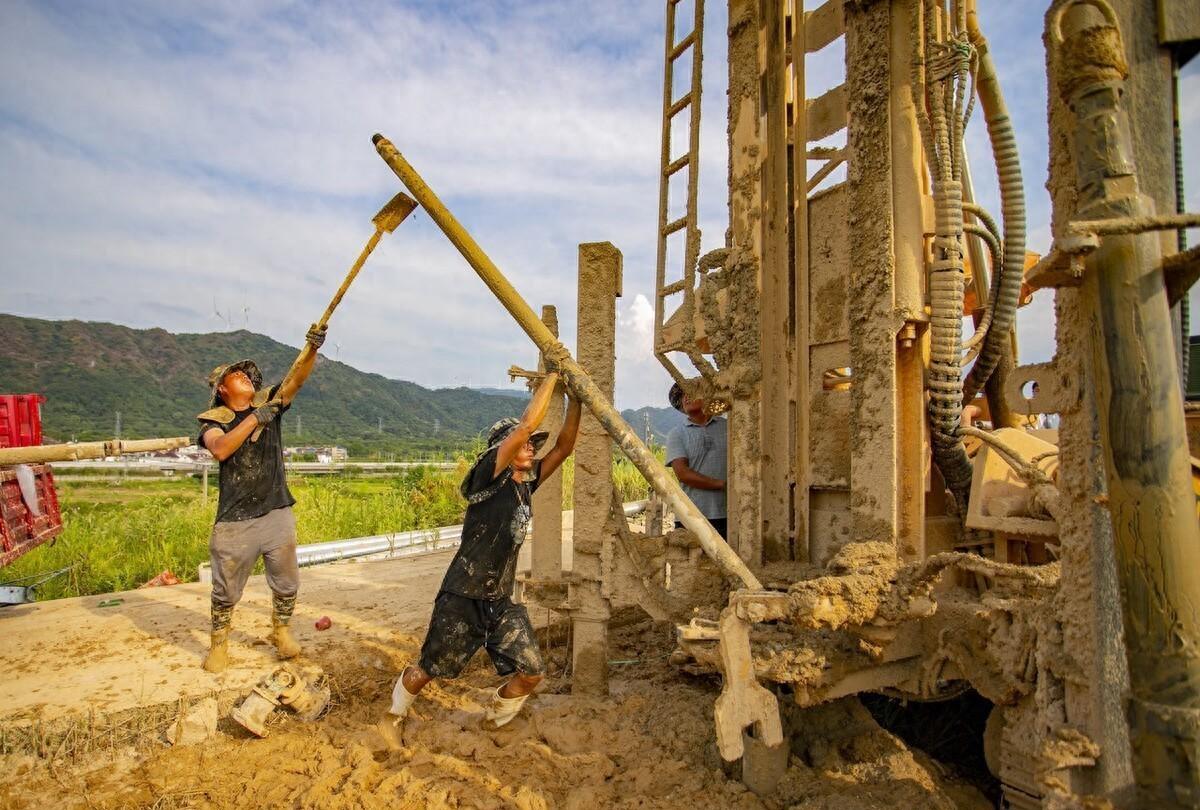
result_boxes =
[647,1,1200,807]
[374,1,1199,805]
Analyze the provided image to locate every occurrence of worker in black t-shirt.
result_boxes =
[385,371,581,730]
[195,323,326,673]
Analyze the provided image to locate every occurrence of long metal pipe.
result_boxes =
[371,134,762,590]
[1052,4,1200,803]
[0,437,190,465]
[296,501,651,568]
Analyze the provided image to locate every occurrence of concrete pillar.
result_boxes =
[531,305,564,581]
[844,0,900,546]
[726,0,764,568]
[570,242,622,696]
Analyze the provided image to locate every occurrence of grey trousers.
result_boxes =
[209,506,299,628]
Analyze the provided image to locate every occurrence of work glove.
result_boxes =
[306,322,328,350]
[253,401,281,427]
[543,342,569,373]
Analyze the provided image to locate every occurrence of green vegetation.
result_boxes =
[0,313,526,455]
[3,454,658,601]
[0,313,682,456]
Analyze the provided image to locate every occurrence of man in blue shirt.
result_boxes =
[664,382,728,538]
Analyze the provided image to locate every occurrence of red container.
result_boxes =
[0,394,45,449]
[0,464,63,567]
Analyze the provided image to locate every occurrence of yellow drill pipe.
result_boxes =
[0,437,190,465]
[371,133,762,590]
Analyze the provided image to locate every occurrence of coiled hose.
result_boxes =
[913,0,976,506]
[961,2,1026,403]
[962,220,1003,361]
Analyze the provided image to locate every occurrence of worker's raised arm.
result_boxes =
[278,324,328,405]
[202,401,280,461]
[494,372,560,477]
[538,394,581,480]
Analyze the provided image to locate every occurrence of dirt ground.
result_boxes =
[0,614,990,810]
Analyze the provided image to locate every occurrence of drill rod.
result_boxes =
[372,133,762,590]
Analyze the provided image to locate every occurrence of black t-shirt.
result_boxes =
[198,385,295,524]
[439,447,540,600]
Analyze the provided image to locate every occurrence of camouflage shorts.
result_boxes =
[417,591,544,678]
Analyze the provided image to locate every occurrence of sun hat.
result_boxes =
[205,359,263,408]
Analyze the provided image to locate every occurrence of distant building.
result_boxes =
[315,447,348,464]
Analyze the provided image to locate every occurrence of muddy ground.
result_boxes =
[0,617,989,809]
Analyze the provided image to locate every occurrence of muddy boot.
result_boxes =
[389,668,420,719]
[203,628,230,673]
[375,669,420,749]
[484,687,530,729]
[270,615,302,659]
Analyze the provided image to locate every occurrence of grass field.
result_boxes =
[3,455,655,601]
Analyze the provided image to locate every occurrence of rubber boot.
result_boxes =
[376,668,420,750]
[389,668,420,719]
[270,615,302,659]
[484,687,530,728]
[203,628,230,673]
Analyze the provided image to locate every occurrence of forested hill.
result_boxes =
[0,314,523,456]
[0,314,685,456]
[469,388,683,446]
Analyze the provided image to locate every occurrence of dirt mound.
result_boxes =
[0,620,988,809]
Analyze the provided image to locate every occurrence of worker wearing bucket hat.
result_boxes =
[384,370,581,734]
[195,323,326,673]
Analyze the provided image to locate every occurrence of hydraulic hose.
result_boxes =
[962,1,1026,402]
[962,221,1004,356]
[912,0,976,507]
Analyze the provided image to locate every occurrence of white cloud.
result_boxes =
[1,0,1196,417]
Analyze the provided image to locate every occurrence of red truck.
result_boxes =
[0,394,64,568]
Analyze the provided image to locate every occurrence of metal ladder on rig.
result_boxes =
[653,0,716,383]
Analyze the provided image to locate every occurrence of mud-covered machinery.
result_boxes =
[369,2,1198,804]
[642,1,1200,808]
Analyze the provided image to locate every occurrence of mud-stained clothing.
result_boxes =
[208,506,300,626]
[418,448,543,678]
[439,447,540,600]
[417,591,544,678]
[198,384,295,524]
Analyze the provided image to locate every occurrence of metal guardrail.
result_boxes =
[296,523,465,567]
[293,500,651,568]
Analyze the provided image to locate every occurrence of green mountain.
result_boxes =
[621,405,683,447]
[473,386,527,399]
[0,314,529,457]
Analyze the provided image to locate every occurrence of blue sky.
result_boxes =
[1,0,1197,410]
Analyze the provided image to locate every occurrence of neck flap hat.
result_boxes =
[197,359,270,423]
[459,417,550,498]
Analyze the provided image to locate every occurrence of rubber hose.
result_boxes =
[962,222,1004,355]
[962,10,1026,402]
[928,179,976,500]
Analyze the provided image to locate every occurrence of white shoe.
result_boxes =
[389,670,419,721]
[484,687,530,728]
